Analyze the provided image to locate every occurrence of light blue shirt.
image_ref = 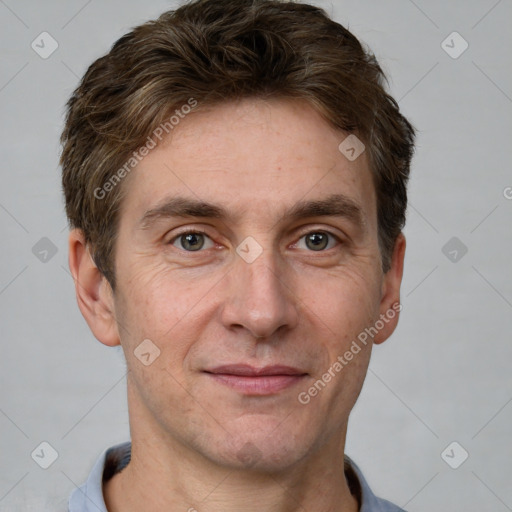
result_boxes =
[68,442,406,511]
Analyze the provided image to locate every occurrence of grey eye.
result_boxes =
[305,232,329,251]
[172,232,214,251]
[296,231,339,252]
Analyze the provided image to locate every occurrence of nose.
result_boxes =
[220,244,299,340]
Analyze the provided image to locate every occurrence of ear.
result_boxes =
[68,229,120,347]
[373,233,406,345]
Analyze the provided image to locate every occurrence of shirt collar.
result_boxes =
[68,441,396,512]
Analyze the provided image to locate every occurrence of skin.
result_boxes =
[69,97,405,512]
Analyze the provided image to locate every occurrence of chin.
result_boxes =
[199,421,317,473]
[220,444,308,473]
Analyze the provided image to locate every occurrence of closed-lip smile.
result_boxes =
[204,364,308,395]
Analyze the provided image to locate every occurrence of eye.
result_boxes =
[296,231,339,252]
[170,230,215,252]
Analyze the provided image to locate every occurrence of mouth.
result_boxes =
[203,364,308,395]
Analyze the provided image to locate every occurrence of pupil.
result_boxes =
[307,232,327,251]
[183,233,204,251]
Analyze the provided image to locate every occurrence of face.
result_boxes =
[104,98,403,471]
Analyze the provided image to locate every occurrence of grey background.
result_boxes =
[1,0,511,510]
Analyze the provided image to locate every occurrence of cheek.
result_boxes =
[303,263,382,344]
[293,266,380,402]
[115,264,209,428]
[115,263,198,358]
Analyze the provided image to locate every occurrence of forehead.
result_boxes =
[119,98,376,228]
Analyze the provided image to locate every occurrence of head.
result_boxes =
[62,0,414,472]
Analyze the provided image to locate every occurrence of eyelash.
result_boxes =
[168,228,342,252]
[294,230,342,251]
[167,229,212,250]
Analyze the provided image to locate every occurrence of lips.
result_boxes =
[206,364,306,376]
[204,364,307,395]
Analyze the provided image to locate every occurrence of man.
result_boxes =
[61,0,415,510]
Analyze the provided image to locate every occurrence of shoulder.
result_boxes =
[68,441,131,512]
[344,455,407,512]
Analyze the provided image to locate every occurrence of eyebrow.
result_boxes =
[138,193,365,231]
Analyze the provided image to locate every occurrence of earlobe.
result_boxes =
[68,229,120,347]
[373,233,406,345]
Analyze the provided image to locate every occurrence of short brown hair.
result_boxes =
[61,0,415,287]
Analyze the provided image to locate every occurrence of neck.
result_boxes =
[104,385,359,512]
